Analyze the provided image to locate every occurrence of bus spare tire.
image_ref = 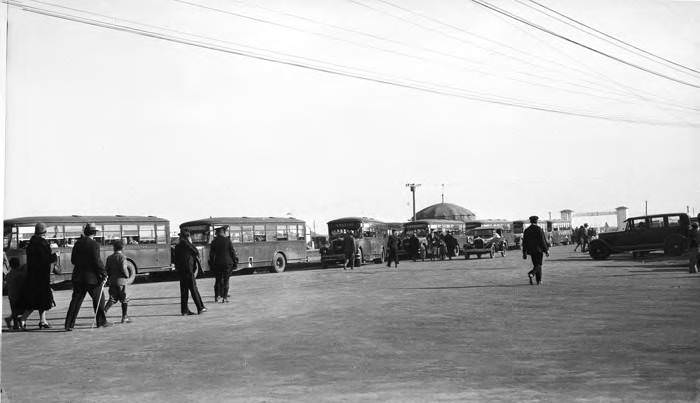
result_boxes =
[664,234,685,256]
[588,240,611,260]
[270,252,286,273]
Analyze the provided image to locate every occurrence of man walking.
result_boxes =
[581,223,590,252]
[688,223,699,274]
[408,233,420,261]
[444,231,457,260]
[522,216,549,285]
[209,226,237,303]
[342,232,356,270]
[174,230,207,314]
[65,223,109,330]
[386,230,400,268]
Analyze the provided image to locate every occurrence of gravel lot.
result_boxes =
[2,247,699,402]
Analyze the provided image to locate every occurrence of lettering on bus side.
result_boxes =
[329,222,361,229]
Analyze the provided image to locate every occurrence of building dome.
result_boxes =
[415,203,476,222]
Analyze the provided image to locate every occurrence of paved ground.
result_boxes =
[2,247,699,402]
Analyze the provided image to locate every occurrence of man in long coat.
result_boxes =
[65,223,109,330]
[174,230,207,314]
[209,226,237,303]
[342,232,356,270]
[522,216,549,285]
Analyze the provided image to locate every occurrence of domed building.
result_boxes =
[414,202,476,222]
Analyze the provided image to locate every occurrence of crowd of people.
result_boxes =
[3,222,241,331]
[572,223,597,253]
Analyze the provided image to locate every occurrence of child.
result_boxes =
[4,258,27,330]
[104,240,133,323]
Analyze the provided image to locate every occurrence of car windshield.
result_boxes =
[471,229,494,238]
[181,225,211,244]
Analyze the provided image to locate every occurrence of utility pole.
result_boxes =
[441,184,445,204]
[645,200,648,216]
[405,183,421,221]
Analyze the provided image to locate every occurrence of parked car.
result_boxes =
[463,228,507,259]
[588,213,691,260]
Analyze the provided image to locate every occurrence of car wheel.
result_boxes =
[489,246,495,259]
[464,253,470,259]
[500,244,507,257]
[664,235,685,256]
[588,240,611,260]
[270,252,286,273]
[477,254,481,259]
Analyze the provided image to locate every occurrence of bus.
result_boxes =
[550,219,573,245]
[321,217,388,267]
[402,219,467,258]
[179,217,307,274]
[463,219,515,249]
[513,218,573,247]
[3,215,171,283]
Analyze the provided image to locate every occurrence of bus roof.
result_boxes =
[327,217,385,225]
[4,215,169,225]
[180,217,305,227]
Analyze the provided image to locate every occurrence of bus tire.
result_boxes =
[270,253,286,273]
[356,249,364,266]
[126,259,137,284]
[477,254,481,259]
[464,253,470,259]
[379,249,385,264]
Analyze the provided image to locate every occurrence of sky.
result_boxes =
[2,0,699,233]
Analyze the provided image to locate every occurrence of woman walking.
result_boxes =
[20,222,58,330]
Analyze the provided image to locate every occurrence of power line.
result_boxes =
[351,0,694,111]
[5,1,697,127]
[523,0,700,77]
[467,0,700,89]
[169,0,688,109]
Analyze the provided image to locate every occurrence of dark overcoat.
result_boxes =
[174,238,200,275]
[209,235,236,272]
[23,235,57,311]
[522,224,549,255]
[71,235,106,285]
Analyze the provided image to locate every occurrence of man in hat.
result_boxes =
[689,222,699,274]
[522,216,549,285]
[386,230,400,268]
[65,223,109,330]
[174,229,207,314]
[342,231,356,270]
[209,226,237,303]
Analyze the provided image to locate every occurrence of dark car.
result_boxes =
[463,228,507,259]
[588,213,691,260]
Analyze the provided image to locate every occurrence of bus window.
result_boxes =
[103,225,121,246]
[265,224,277,242]
[122,225,139,244]
[254,225,266,242]
[17,225,35,249]
[288,225,298,241]
[139,225,156,244]
[45,225,64,248]
[65,225,83,246]
[4,229,13,249]
[229,225,242,244]
[277,225,288,241]
[242,225,254,243]
[156,225,167,244]
[298,225,305,240]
